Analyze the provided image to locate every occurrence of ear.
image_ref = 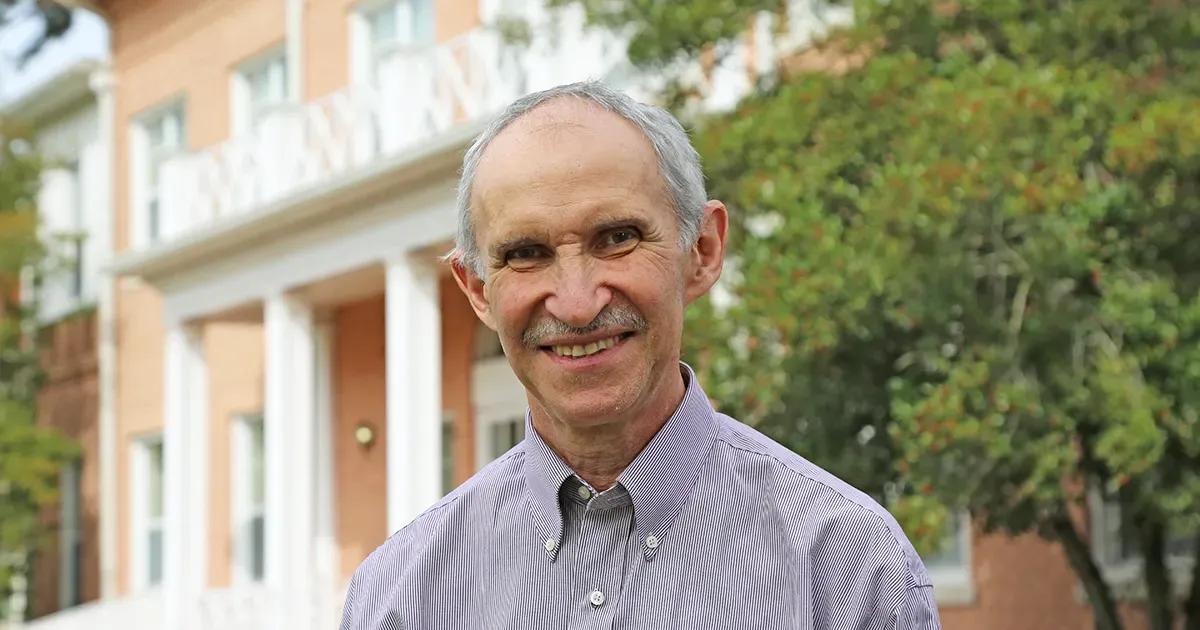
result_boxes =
[683,200,728,305]
[450,255,496,330]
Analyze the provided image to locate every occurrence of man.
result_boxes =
[340,81,941,629]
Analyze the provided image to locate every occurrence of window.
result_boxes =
[136,104,186,245]
[65,160,84,299]
[232,414,266,583]
[441,414,454,496]
[1092,487,1196,569]
[58,462,82,609]
[918,512,975,606]
[132,435,165,591]
[363,0,435,84]
[922,513,967,570]
[471,324,529,470]
[238,53,289,134]
[484,416,524,462]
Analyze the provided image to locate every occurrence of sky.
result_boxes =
[0,3,108,107]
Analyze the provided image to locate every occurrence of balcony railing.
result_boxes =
[150,21,631,247]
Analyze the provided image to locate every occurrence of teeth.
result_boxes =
[552,335,621,358]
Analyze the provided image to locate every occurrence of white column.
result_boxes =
[313,318,340,624]
[163,323,208,630]
[384,256,443,536]
[264,294,318,629]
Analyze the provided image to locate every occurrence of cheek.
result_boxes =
[618,270,684,323]
[488,280,538,337]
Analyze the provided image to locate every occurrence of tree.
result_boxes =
[0,115,79,606]
[551,1,1200,628]
[0,0,75,69]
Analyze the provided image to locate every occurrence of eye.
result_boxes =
[504,246,547,269]
[599,228,641,252]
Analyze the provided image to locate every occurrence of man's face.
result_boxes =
[453,98,726,429]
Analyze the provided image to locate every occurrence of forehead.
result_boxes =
[470,98,671,239]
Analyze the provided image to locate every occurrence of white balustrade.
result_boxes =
[144,21,633,251]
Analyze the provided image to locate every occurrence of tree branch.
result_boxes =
[1185,532,1200,630]
[1049,510,1124,630]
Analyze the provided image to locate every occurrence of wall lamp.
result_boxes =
[354,421,377,449]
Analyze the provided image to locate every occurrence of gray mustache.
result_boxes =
[522,306,649,347]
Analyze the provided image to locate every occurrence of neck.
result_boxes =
[530,366,687,491]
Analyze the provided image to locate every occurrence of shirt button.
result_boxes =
[589,590,606,606]
[645,535,659,549]
[577,485,592,500]
[544,538,556,552]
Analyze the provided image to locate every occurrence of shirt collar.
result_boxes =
[522,361,720,561]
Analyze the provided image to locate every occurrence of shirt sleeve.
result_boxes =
[893,585,942,629]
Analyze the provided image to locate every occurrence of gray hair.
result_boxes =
[449,80,708,278]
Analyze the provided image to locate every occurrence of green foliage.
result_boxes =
[553,0,1200,626]
[0,117,80,594]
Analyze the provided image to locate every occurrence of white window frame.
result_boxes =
[230,412,266,585]
[130,434,165,592]
[1088,486,1196,600]
[470,324,527,470]
[231,48,290,138]
[348,0,436,88]
[58,461,83,609]
[130,100,186,249]
[921,511,975,606]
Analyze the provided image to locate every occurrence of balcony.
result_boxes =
[145,20,631,252]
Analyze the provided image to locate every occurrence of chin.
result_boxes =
[530,376,645,425]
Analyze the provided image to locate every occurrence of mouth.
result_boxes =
[542,332,636,359]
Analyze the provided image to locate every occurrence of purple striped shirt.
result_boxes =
[340,362,942,629]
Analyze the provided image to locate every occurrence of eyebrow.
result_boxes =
[488,215,650,260]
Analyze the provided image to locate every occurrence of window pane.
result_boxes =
[487,417,524,461]
[411,0,434,44]
[367,4,398,44]
[148,442,164,519]
[250,419,265,508]
[251,514,265,581]
[441,418,454,496]
[922,515,964,569]
[148,526,163,585]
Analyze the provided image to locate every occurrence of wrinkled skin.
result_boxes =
[452,97,727,487]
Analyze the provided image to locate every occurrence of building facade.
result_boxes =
[7,1,1190,629]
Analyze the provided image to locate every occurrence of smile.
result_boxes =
[546,332,634,358]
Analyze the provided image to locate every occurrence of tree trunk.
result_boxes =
[1139,518,1174,630]
[1185,533,1200,630]
[1049,512,1124,630]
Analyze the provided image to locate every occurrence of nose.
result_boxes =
[543,256,612,328]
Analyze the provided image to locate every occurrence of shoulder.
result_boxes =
[710,414,932,590]
[339,447,526,628]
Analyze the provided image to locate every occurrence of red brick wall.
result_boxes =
[30,311,101,619]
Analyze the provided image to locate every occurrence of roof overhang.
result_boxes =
[109,118,488,286]
[1,58,103,126]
